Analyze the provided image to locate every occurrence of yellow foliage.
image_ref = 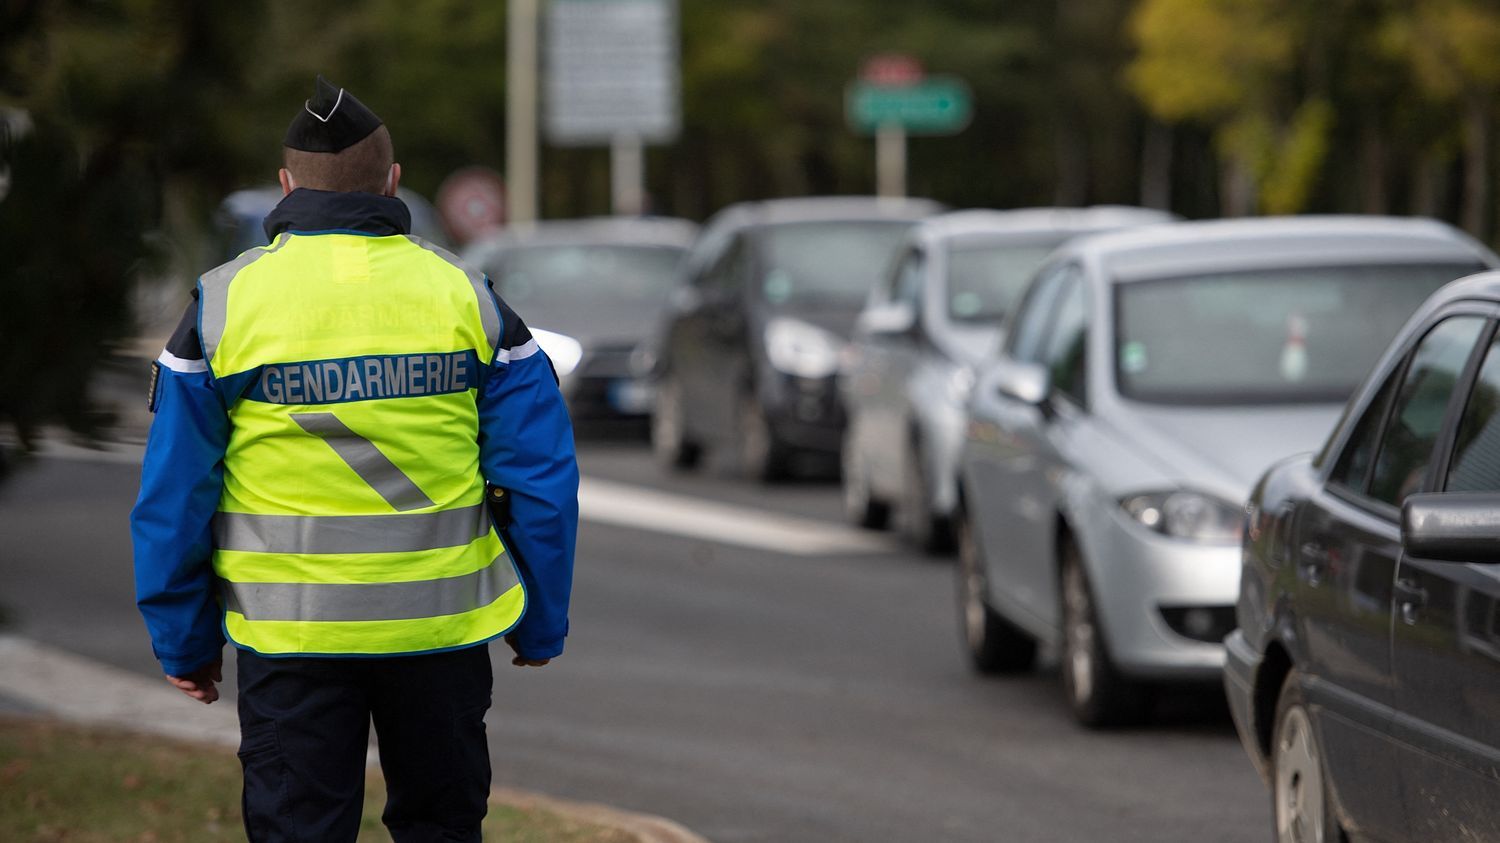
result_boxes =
[1126,0,1296,123]
[1386,0,1500,99]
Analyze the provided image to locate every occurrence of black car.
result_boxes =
[1230,269,1500,842]
[464,217,697,422]
[650,196,942,480]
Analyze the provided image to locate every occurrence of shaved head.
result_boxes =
[282,125,394,194]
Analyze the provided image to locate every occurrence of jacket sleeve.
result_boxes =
[129,298,230,677]
[477,291,579,660]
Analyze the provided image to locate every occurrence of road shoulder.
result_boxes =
[0,635,708,843]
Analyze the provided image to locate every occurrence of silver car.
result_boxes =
[955,216,1498,727]
[840,207,1174,552]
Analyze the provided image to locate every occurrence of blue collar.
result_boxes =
[263,188,412,240]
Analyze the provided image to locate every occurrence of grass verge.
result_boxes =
[0,718,633,842]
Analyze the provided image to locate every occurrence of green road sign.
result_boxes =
[846,76,972,136]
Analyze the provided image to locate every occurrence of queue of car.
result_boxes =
[444,198,1500,841]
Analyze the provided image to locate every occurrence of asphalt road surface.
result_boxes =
[0,432,1270,842]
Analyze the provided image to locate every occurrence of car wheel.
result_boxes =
[651,375,701,470]
[956,507,1037,674]
[901,437,955,555]
[737,391,788,482]
[1272,670,1344,843]
[842,435,890,529]
[1059,539,1151,728]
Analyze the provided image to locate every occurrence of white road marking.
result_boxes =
[579,477,897,556]
[24,441,895,556]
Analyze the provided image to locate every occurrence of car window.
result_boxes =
[1006,264,1074,364]
[703,236,746,294]
[1447,334,1500,492]
[1043,273,1088,404]
[1329,370,1400,494]
[886,248,925,307]
[1368,316,1486,507]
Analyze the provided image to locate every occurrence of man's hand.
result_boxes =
[166,657,223,704]
[505,633,550,667]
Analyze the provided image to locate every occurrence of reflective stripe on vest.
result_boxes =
[199,230,521,657]
[220,550,520,622]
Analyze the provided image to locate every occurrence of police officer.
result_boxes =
[130,76,578,842]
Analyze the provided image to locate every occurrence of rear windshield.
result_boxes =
[1115,263,1483,405]
[484,244,685,307]
[946,240,1064,322]
[758,221,915,307]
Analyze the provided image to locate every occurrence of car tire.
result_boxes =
[956,507,1037,674]
[737,391,789,482]
[1271,670,1345,843]
[1059,539,1151,728]
[842,435,891,529]
[902,437,955,555]
[651,375,701,470]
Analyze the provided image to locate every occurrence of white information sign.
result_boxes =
[545,0,681,146]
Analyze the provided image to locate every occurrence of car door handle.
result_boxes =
[1299,542,1330,585]
[1395,577,1428,625]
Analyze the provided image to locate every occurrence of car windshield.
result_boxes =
[758,221,914,307]
[947,240,1063,321]
[1115,263,1483,405]
[486,244,685,307]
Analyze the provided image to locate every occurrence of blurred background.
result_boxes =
[7,0,1500,447]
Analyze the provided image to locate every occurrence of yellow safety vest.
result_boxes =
[198,230,524,657]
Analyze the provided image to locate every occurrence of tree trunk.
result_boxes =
[1411,152,1445,218]
[1462,95,1489,236]
[1139,121,1174,211]
[1054,119,1088,206]
[1359,125,1389,215]
[1220,157,1256,217]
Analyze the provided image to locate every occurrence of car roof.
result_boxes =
[706,195,945,231]
[1418,270,1500,310]
[915,206,1178,244]
[464,217,698,259]
[1058,215,1499,282]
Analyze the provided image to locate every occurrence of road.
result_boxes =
[0,431,1269,842]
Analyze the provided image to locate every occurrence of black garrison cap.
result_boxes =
[284,75,383,153]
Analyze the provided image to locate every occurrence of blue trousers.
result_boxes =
[236,644,493,842]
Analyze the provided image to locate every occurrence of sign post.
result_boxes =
[506,0,539,225]
[546,0,680,216]
[845,57,972,198]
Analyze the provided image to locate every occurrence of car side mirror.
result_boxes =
[984,357,1051,406]
[857,303,918,338]
[1401,492,1500,564]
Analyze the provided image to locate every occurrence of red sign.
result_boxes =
[436,166,507,246]
[861,54,924,87]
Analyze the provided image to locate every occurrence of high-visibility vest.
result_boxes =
[198,230,524,657]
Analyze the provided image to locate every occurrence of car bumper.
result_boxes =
[1223,629,1270,783]
[1080,506,1241,681]
[763,373,846,454]
[561,345,655,420]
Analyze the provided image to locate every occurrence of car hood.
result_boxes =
[1105,402,1344,500]
[942,323,1003,367]
[520,299,668,349]
[771,304,862,339]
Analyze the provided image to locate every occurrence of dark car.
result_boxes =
[650,196,942,480]
[1229,270,1500,842]
[463,217,697,421]
[216,186,451,259]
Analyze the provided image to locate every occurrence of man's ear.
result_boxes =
[279,168,296,196]
[386,163,401,197]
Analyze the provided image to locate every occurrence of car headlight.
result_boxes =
[1120,490,1243,544]
[764,317,843,379]
[946,366,976,404]
[531,328,584,378]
